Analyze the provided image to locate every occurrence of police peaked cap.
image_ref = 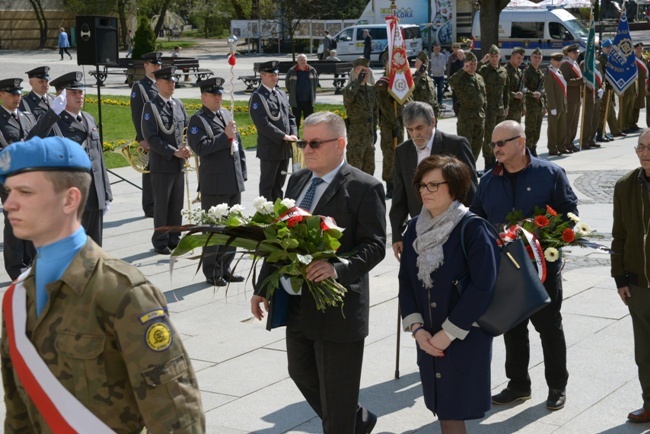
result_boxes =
[200,77,225,94]
[26,66,50,80]
[0,78,23,94]
[259,61,280,73]
[50,71,85,91]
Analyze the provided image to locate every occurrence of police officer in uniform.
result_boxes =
[131,52,163,218]
[20,66,55,120]
[478,44,510,170]
[249,60,298,201]
[449,51,487,164]
[142,66,190,254]
[0,78,64,279]
[0,136,205,433]
[412,50,440,117]
[49,71,112,247]
[343,57,378,175]
[545,53,569,155]
[187,77,247,286]
[506,47,526,123]
[523,48,546,156]
[560,44,583,152]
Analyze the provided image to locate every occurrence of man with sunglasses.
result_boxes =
[471,120,578,412]
[251,111,386,434]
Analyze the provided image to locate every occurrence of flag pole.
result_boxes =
[579,9,595,150]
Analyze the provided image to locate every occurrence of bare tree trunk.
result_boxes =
[153,0,172,39]
[117,0,129,48]
[27,0,48,49]
[478,0,511,58]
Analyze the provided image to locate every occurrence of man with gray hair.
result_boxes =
[251,111,386,433]
[390,101,476,260]
[285,54,319,130]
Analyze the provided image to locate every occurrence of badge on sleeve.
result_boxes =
[252,103,258,110]
[145,322,173,351]
[190,126,198,135]
[131,92,136,98]
[144,113,151,121]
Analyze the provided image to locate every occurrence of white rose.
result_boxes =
[262,202,274,214]
[566,212,580,223]
[230,204,245,214]
[281,198,296,209]
[209,203,230,219]
[253,196,268,212]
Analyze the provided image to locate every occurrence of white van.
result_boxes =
[471,8,591,58]
[326,24,423,64]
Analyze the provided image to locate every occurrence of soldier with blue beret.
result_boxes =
[0,136,205,433]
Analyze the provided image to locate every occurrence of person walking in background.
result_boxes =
[363,29,372,60]
[611,128,650,424]
[429,43,447,108]
[125,29,134,58]
[285,54,319,130]
[471,120,577,412]
[399,154,499,433]
[58,27,72,61]
[322,30,333,61]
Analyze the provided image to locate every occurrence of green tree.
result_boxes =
[478,0,510,57]
[132,15,157,60]
[27,0,48,49]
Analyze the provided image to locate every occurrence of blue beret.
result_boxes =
[602,39,613,48]
[0,136,91,183]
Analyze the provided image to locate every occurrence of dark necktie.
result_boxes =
[299,177,324,211]
[167,101,173,113]
[76,115,82,123]
[215,110,225,124]
[12,113,23,136]
[42,96,49,107]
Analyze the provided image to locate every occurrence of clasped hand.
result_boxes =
[174,146,191,159]
[415,329,451,357]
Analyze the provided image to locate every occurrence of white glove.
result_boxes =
[550,109,557,116]
[103,200,110,216]
[231,139,239,153]
[597,89,604,99]
[52,92,67,115]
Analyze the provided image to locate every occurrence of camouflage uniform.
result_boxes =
[449,67,487,161]
[523,62,546,154]
[412,70,440,118]
[343,68,377,176]
[1,240,205,433]
[478,52,509,167]
[375,76,407,186]
[505,62,525,123]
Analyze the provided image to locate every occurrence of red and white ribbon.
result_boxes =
[3,272,115,434]
[499,225,547,283]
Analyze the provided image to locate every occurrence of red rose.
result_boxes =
[562,228,575,243]
[534,215,550,228]
[546,205,558,216]
[287,216,302,228]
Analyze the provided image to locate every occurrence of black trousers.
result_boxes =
[504,261,569,392]
[82,209,103,247]
[291,101,314,131]
[150,171,184,250]
[286,297,371,433]
[201,192,241,279]
[2,209,35,281]
[142,172,154,216]
[259,158,289,202]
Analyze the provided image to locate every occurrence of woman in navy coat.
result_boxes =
[398,155,500,433]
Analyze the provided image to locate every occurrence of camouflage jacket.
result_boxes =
[478,63,509,110]
[505,63,524,112]
[343,77,377,126]
[449,70,486,116]
[411,70,439,116]
[374,77,408,128]
[523,64,546,110]
[1,239,205,434]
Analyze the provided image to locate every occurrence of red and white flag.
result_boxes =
[385,15,414,104]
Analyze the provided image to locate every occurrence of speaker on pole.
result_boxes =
[76,16,119,66]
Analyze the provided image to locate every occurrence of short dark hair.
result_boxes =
[44,171,91,219]
[412,154,471,203]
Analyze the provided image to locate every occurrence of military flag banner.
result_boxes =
[605,9,638,95]
[385,15,414,104]
[583,13,596,92]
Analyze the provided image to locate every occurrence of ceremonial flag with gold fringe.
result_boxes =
[385,15,414,104]
[605,9,637,95]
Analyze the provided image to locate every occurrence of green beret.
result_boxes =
[512,47,525,56]
[465,51,477,62]
[417,50,429,63]
[352,57,370,67]
[488,44,500,55]
[531,47,543,56]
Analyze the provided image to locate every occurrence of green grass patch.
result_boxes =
[157,40,198,50]
[82,94,344,169]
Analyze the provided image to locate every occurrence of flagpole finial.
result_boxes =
[390,0,396,13]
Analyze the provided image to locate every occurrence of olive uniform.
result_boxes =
[478,46,509,168]
[544,56,568,154]
[449,54,486,162]
[375,75,407,191]
[343,58,378,175]
[632,50,648,130]
[523,57,546,155]
[505,62,525,123]
[412,51,440,118]
[559,45,584,151]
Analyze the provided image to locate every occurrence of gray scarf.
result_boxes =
[414,201,468,288]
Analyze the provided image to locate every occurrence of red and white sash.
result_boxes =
[549,68,567,97]
[595,69,603,87]
[636,57,649,78]
[562,58,582,78]
[3,273,115,433]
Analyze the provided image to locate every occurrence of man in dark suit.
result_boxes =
[390,101,477,260]
[251,112,386,434]
[187,77,247,286]
[142,66,190,254]
[130,51,162,218]
[48,72,113,246]
[248,60,298,201]
[20,66,55,120]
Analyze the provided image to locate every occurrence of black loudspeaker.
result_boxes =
[76,16,119,66]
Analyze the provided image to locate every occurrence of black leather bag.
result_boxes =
[453,215,551,336]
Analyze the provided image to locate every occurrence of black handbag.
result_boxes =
[453,215,551,336]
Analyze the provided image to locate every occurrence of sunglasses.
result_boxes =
[489,135,521,149]
[295,138,338,149]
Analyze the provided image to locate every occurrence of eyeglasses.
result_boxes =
[415,181,448,193]
[635,144,649,152]
[489,135,521,149]
[295,138,339,149]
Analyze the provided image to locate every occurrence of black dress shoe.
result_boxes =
[206,277,228,286]
[154,247,172,255]
[613,131,627,137]
[546,389,566,411]
[596,135,611,142]
[581,144,592,150]
[563,147,573,154]
[590,142,601,148]
[492,388,531,405]
[224,274,245,283]
[144,212,154,218]
[570,145,580,152]
[355,410,377,434]
[548,151,562,156]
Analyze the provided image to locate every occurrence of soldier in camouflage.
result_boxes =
[343,57,378,175]
[506,47,526,123]
[411,50,440,118]
[0,136,205,433]
[449,51,486,164]
[478,44,509,170]
[523,48,546,157]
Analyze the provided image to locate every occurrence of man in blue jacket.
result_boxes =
[470,120,578,411]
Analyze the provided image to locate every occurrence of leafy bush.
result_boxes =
[132,15,157,60]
